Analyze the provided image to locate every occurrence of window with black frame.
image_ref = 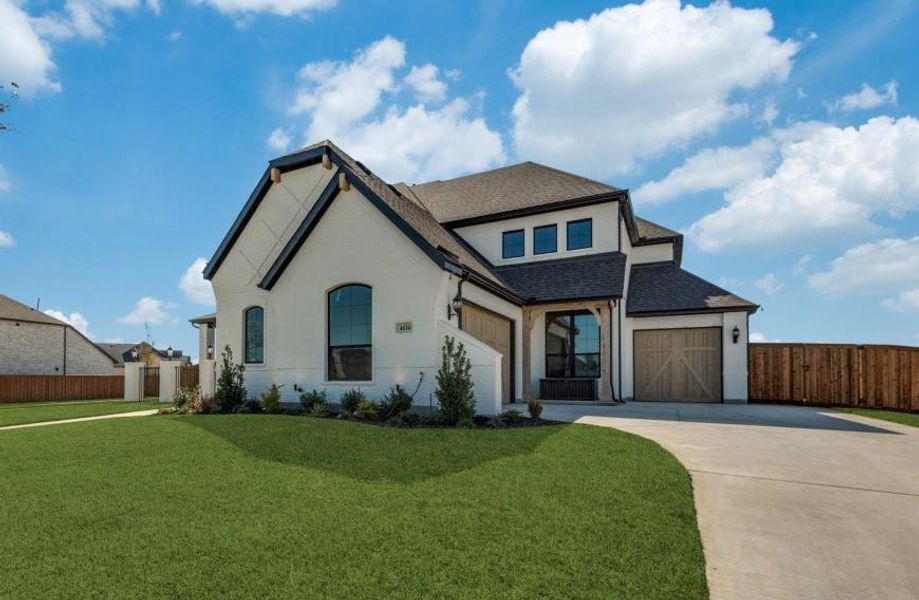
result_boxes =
[244,306,264,364]
[533,224,557,254]
[502,229,524,258]
[566,218,592,250]
[545,311,600,378]
[328,284,372,381]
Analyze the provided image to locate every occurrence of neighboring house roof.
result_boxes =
[0,294,67,325]
[627,263,758,316]
[0,293,119,366]
[97,343,135,366]
[494,252,627,304]
[403,162,622,225]
[190,312,216,325]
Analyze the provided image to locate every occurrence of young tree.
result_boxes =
[214,345,246,413]
[435,336,476,425]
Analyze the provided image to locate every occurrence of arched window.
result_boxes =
[244,306,264,364]
[328,284,372,381]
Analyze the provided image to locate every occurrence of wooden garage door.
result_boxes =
[634,328,722,402]
[461,303,512,402]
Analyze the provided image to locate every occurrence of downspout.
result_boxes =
[617,203,623,402]
[609,299,616,402]
[63,325,67,375]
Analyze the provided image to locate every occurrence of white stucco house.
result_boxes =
[196,140,757,414]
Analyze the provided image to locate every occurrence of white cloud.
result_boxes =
[404,64,446,103]
[760,101,779,126]
[808,237,919,297]
[179,258,215,305]
[0,0,59,96]
[881,288,919,313]
[0,165,10,193]
[0,230,14,247]
[828,80,897,112]
[167,29,182,41]
[118,296,174,325]
[635,137,775,204]
[32,0,157,42]
[192,0,335,17]
[688,116,919,251]
[754,273,783,295]
[509,0,798,178]
[44,309,92,337]
[791,255,812,277]
[285,37,504,182]
[750,331,779,343]
[266,127,292,152]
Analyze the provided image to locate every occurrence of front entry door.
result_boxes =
[460,302,513,402]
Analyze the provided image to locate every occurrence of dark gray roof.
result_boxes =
[494,252,627,303]
[405,161,621,224]
[97,343,135,366]
[627,263,758,315]
[0,294,66,325]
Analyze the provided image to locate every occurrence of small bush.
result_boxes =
[379,385,413,419]
[435,336,476,425]
[339,388,365,415]
[355,398,379,420]
[527,398,543,419]
[259,384,283,414]
[172,386,200,413]
[499,409,524,424]
[191,394,215,414]
[299,389,327,412]
[215,345,246,413]
[307,399,330,417]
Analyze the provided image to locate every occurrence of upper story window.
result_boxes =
[567,218,593,251]
[328,284,372,381]
[244,306,264,364]
[502,229,525,259]
[533,224,557,255]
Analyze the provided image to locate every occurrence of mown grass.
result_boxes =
[0,400,157,427]
[0,415,707,599]
[837,407,919,429]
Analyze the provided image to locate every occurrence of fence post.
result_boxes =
[124,363,144,401]
[158,361,183,404]
[199,359,217,398]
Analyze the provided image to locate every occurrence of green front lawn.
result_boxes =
[0,415,707,599]
[0,400,158,427]
[837,407,919,428]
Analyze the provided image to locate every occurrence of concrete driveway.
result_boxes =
[540,402,919,600]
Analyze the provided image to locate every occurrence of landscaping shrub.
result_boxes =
[499,409,524,425]
[299,389,327,412]
[339,389,365,415]
[307,399,330,417]
[355,398,379,420]
[379,385,413,420]
[435,336,476,425]
[191,394,216,414]
[259,384,283,414]
[527,398,543,419]
[215,345,246,413]
[172,386,200,414]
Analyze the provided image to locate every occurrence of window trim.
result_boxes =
[545,310,601,379]
[566,218,593,251]
[501,229,525,259]
[533,224,558,255]
[243,305,265,365]
[326,283,373,382]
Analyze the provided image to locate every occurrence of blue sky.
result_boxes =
[1,0,917,359]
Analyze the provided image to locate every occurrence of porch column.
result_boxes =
[597,304,613,403]
[198,323,211,364]
[521,308,536,401]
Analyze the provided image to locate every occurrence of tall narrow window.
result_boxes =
[328,284,372,381]
[502,230,525,259]
[533,224,557,255]
[567,218,593,250]
[244,306,264,364]
[545,311,600,378]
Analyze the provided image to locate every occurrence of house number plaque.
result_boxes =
[395,321,413,333]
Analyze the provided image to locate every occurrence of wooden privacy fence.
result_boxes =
[0,375,124,403]
[749,343,919,412]
[178,365,199,389]
[141,367,159,399]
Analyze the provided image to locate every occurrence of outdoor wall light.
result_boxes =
[131,348,138,360]
[166,346,174,358]
[447,275,467,320]
[206,345,214,359]
[732,326,740,344]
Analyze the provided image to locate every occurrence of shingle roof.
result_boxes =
[627,263,758,315]
[635,217,679,241]
[0,294,66,325]
[494,252,627,303]
[97,343,134,366]
[405,161,621,224]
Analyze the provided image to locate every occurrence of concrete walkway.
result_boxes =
[0,409,158,431]
[540,402,919,600]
